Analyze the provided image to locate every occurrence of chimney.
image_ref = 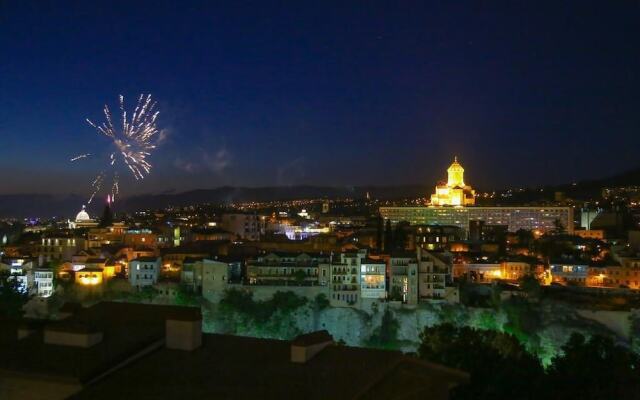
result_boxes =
[165,307,202,351]
[57,302,83,320]
[17,321,39,340]
[291,330,334,363]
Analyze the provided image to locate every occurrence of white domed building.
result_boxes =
[68,205,99,229]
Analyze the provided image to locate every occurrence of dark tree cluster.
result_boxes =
[380,219,410,252]
[367,306,400,349]
[220,288,308,323]
[419,324,640,400]
[0,270,30,318]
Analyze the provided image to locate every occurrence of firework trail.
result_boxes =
[70,153,91,162]
[87,171,105,204]
[71,94,160,203]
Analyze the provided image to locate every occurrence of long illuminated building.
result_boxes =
[379,206,574,234]
[380,157,574,235]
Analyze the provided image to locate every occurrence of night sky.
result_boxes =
[1,1,639,196]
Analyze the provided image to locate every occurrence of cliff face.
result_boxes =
[201,299,635,362]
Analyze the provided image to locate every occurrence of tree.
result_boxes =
[292,269,307,285]
[500,296,542,345]
[383,220,393,252]
[220,289,308,324]
[417,325,640,400]
[489,283,503,309]
[534,235,570,262]
[552,218,565,235]
[367,306,399,349]
[389,285,403,302]
[175,285,200,306]
[312,293,330,311]
[393,221,409,250]
[375,213,383,251]
[547,333,640,400]
[0,270,30,318]
[99,204,114,228]
[418,324,546,400]
[630,312,640,354]
[515,229,534,248]
[269,290,307,314]
[220,288,256,315]
[519,274,542,300]
[132,286,158,303]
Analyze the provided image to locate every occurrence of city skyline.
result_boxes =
[2,2,640,196]
[3,3,640,399]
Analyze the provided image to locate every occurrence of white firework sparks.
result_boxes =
[72,94,160,203]
[70,153,91,162]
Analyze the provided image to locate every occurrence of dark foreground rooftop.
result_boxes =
[0,302,467,400]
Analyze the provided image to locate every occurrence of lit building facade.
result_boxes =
[382,157,574,235]
[380,206,574,235]
[0,258,33,293]
[129,256,161,289]
[201,259,231,302]
[124,229,158,248]
[359,259,386,299]
[87,222,127,249]
[389,254,418,305]
[452,260,531,282]
[246,252,329,286]
[76,267,104,286]
[330,250,366,307]
[430,157,475,206]
[33,268,54,297]
[587,263,640,289]
[549,262,588,285]
[220,213,264,241]
[38,234,87,264]
[411,225,464,251]
[417,250,452,300]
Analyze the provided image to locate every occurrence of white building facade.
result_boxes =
[129,257,161,289]
[33,269,54,298]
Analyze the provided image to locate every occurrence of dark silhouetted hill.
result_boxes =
[0,185,428,218]
[1,166,639,218]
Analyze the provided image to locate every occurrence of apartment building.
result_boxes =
[129,257,161,289]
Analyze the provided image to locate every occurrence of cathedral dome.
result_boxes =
[75,205,91,222]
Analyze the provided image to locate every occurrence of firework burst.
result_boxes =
[72,94,160,203]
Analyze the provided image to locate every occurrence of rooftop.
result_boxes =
[0,302,467,399]
[131,256,160,263]
[0,302,199,383]
[71,332,467,400]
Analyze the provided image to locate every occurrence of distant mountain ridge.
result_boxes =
[1,166,639,218]
[0,185,429,218]
[539,166,640,199]
[119,185,429,210]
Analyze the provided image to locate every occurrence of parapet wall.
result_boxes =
[245,285,330,301]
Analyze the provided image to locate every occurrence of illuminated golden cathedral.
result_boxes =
[430,157,476,206]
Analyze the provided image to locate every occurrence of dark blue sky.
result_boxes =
[1,1,639,196]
